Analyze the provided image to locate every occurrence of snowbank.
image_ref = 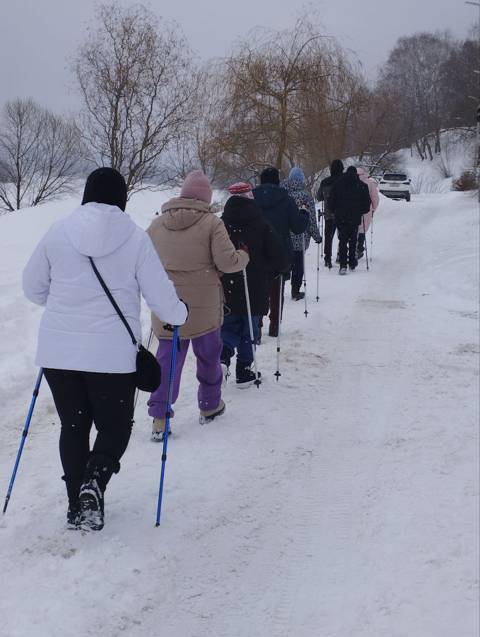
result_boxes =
[396,129,476,194]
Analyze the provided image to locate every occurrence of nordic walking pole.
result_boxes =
[242,269,261,388]
[316,236,320,302]
[302,233,308,317]
[370,214,374,263]
[155,326,180,527]
[320,202,324,258]
[3,369,43,514]
[274,274,283,381]
[133,328,154,413]
[362,216,370,271]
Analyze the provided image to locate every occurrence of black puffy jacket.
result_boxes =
[252,183,308,269]
[329,172,371,226]
[221,196,287,316]
[317,174,343,221]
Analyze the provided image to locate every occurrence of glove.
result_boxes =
[315,237,323,244]
[163,301,189,332]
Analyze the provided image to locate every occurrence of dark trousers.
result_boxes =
[222,314,260,365]
[337,222,359,268]
[268,275,285,332]
[291,251,304,291]
[324,219,337,260]
[357,232,365,252]
[44,369,136,499]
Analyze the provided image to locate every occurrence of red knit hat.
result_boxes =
[228,182,254,199]
[180,170,213,204]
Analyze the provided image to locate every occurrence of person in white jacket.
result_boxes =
[23,167,187,531]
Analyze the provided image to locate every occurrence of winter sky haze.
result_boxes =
[0,0,475,112]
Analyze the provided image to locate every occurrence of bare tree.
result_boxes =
[165,64,226,184]
[74,3,196,194]
[204,17,367,184]
[441,36,480,128]
[376,32,454,159]
[0,98,80,212]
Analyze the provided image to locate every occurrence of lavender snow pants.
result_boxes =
[147,329,223,419]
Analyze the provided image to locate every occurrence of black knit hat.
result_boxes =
[330,159,344,177]
[260,166,280,185]
[81,167,128,211]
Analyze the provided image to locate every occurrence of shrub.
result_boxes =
[452,170,477,191]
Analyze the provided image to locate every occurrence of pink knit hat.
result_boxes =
[228,182,254,199]
[180,170,213,204]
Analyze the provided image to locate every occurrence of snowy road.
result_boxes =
[0,192,478,637]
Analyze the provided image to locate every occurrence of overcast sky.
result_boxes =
[0,0,475,113]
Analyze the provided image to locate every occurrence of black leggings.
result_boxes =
[323,219,336,260]
[290,251,304,291]
[337,222,359,268]
[44,369,136,487]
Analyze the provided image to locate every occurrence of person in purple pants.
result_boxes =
[147,171,249,440]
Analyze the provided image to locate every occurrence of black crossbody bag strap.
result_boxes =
[88,257,137,347]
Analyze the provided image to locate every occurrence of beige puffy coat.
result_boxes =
[147,197,249,339]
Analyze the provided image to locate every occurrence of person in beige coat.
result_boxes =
[147,170,249,439]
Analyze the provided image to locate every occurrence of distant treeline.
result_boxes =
[0,3,478,211]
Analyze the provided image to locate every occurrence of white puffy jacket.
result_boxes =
[23,202,187,373]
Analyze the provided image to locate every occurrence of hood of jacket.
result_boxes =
[253,183,290,211]
[330,159,344,178]
[281,177,307,195]
[161,197,212,231]
[222,195,262,228]
[339,171,360,188]
[64,202,136,258]
[356,167,370,185]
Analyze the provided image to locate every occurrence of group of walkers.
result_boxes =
[318,160,379,274]
[21,160,379,532]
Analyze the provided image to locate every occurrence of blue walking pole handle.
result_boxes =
[3,368,44,514]
[156,327,180,527]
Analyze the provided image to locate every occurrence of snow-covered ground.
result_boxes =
[0,190,478,637]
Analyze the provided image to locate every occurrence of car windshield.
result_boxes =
[383,173,407,181]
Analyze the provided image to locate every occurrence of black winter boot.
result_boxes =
[236,360,261,388]
[291,287,305,301]
[79,454,118,531]
[356,233,365,260]
[63,476,83,529]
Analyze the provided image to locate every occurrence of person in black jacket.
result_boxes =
[220,183,287,386]
[253,167,308,336]
[329,166,371,275]
[317,159,344,269]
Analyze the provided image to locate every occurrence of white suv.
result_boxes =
[379,172,411,201]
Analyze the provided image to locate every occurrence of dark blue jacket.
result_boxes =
[252,183,308,270]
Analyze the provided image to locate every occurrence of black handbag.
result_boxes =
[89,257,161,392]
